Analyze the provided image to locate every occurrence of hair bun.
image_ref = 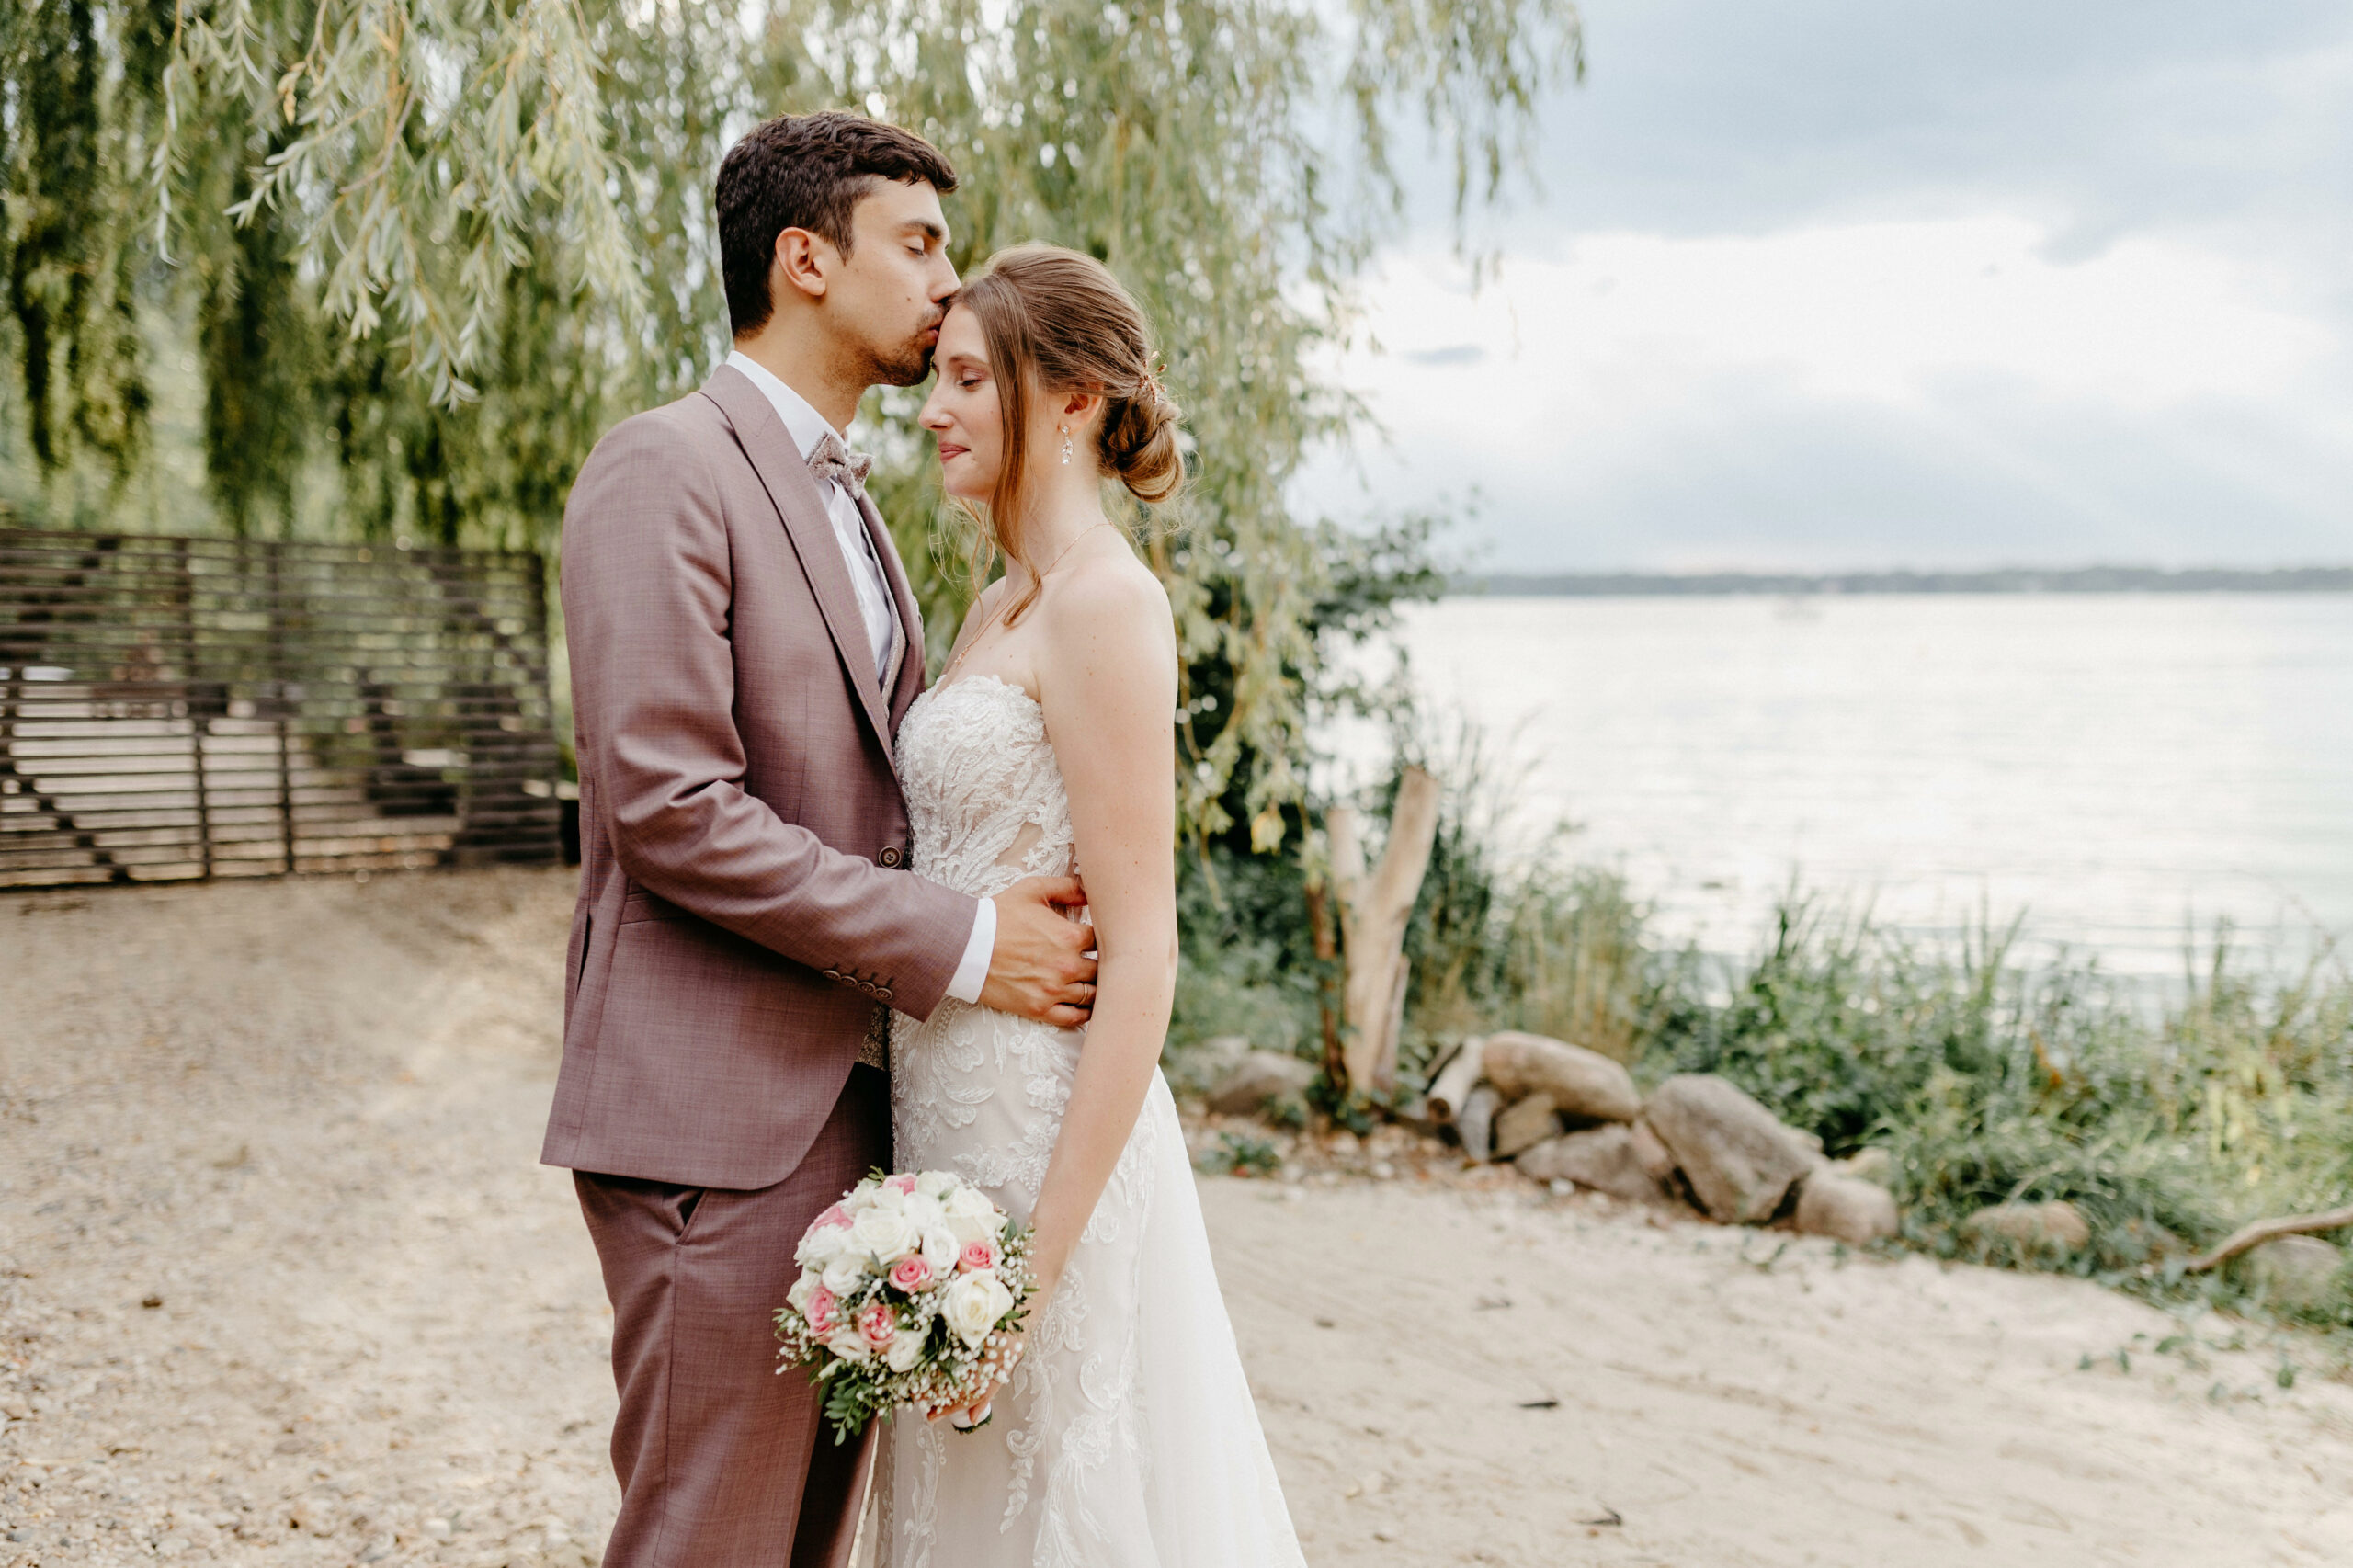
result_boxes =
[1105,383,1182,505]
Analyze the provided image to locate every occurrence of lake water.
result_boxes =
[1343,594,2353,978]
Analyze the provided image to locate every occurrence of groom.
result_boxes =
[546,112,1096,1568]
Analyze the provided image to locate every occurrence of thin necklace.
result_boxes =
[941,521,1113,684]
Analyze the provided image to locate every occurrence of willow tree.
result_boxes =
[1,0,1580,846]
[0,0,170,511]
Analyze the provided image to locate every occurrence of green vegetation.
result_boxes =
[1,0,1580,852]
[1653,910,2351,1305]
[1173,763,2353,1332]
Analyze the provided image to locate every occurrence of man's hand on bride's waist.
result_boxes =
[979,875,1097,1028]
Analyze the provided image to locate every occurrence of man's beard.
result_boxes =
[866,324,941,389]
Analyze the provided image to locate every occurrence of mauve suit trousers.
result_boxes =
[575,1065,891,1568]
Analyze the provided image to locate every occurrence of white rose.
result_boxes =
[882,1322,928,1372]
[796,1222,851,1269]
[920,1226,961,1276]
[867,1181,909,1214]
[943,1186,1006,1245]
[903,1192,948,1231]
[915,1169,958,1199]
[820,1256,866,1298]
[942,1185,995,1220]
[786,1269,820,1317]
[942,1269,1015,1349]
[850,1207,918,1265]
[824,1324,873,1363]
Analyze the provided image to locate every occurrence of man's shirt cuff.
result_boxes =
[945,896,995,1005]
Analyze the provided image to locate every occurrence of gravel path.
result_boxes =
[4,869,2349,1568]
[1,870,611,1568]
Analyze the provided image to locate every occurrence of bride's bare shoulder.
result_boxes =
[1044,547,1174,654]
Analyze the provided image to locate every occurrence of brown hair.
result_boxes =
[950,244,1183,621]
[717,111,959,337]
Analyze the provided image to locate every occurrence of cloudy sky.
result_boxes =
[1302,0,2353,573]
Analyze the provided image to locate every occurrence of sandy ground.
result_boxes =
[2,868,2350,1568]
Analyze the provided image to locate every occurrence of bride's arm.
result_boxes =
[1019,562,1179,1301]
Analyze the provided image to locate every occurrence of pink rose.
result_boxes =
[887,1255,933,1293]
[813,1203,851,1232]
[958,1241,997,1274]
[858,1301,896,1347]
[885,1174,917,1196]
[806,1286,838,1333]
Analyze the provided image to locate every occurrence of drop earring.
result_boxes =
[1058,425,1074,465]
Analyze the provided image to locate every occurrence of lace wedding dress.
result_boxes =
[873,675,1306,1568]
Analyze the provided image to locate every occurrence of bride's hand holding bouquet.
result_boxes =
[775,1169,1036,1444]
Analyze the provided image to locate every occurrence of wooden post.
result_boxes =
[1304,874,1347,1093]
[1377,957,1411,1096]
[1458,1083,1500,1165]
[1329,767,1443,1097]
[176,538,213,880]
[267,543,297,875]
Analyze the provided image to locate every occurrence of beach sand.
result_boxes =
[2,868,2347,1566]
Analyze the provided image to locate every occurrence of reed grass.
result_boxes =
[1448,851,2353,1325]
[1170,761,2353,1331]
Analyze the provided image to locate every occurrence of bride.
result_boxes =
[873,244,1307,1568]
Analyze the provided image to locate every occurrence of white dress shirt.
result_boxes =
[724,350,995,1006]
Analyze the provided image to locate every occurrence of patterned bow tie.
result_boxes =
[808,431,873,503]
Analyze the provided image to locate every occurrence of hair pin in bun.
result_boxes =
[1138,359,1173,415]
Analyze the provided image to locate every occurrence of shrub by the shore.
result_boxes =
[1170,780,2353,1332]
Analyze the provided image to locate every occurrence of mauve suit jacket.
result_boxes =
[542,363,978,1191]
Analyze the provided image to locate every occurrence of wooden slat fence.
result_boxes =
[0,529,564,888]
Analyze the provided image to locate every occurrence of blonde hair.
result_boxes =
[950,244,1182,622]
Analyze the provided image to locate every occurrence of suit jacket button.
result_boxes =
[879,846,903,868]
[860,982,880,997]
[823,969,841,983]
[877,986,894,1004]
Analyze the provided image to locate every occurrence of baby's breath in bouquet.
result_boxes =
[776,1168,1034,1444]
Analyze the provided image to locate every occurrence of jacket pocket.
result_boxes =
[619,888,690,925]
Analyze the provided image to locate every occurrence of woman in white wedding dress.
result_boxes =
[873,245,1306,1568]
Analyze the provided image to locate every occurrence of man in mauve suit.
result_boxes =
[546,112,1097,1568]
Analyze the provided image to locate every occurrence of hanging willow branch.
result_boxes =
[156,0,650,405]
[5,0,1581,844]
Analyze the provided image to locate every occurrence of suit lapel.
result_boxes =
[858,493,929,732]
[698,365,894,762]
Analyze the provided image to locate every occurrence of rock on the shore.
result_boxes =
[1641,1074,1817,1224]
[1629,1119,1677,1184]
[1833,1147,1895,1188]
[1518,1125,1665,1202]
[1206,1050,1316,1116]
[2246,1236,2345,1312]
[1493,1093,1562,1159]
[1962,1200,2091,1253]
[1190,1032,1252,1070]
[1479,1031,1643,1124]
[1794,1171,1900,1244]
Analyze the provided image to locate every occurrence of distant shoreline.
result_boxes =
[1456,565,2353,597]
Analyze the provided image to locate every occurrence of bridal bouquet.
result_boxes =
[776,1168,1035,1444]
